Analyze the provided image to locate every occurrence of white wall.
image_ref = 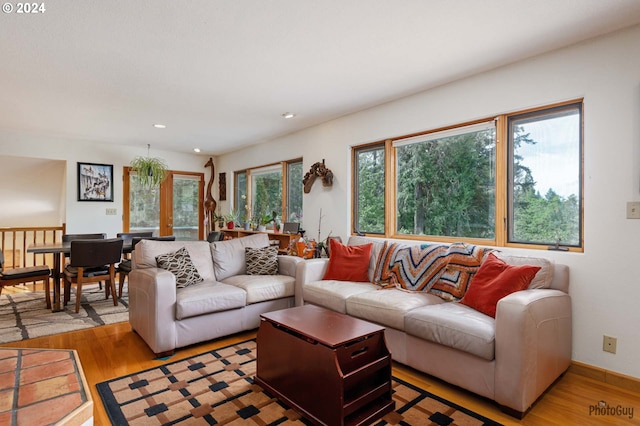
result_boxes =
[217,25,640,379]
[0,131,207,238]
[0,155,66,226]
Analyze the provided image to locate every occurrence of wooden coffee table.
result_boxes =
[255,304,395,426]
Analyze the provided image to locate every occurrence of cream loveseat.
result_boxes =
[296,236,572,417]
[128,234,300,357]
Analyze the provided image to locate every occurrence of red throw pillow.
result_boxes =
[460,253,540,317]
[322,239,372,282]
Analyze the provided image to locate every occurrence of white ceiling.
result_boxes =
[2,1,640,156]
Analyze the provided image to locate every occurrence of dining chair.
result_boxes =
[116,231,154,242]
[206,231,225,242]
[62,233,107,242]
[117,235,175,297]
[116,231,153,272]
[63,238,123,313]
[61,233,107,292]
[0,249,52,308]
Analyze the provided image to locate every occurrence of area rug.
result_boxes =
[0,284,128,344]
[97,339,502,426]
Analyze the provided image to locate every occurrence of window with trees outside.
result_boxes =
[352,100,583,251]
[234,159,303,229]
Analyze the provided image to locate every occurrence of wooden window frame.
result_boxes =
[123,167,205,239]
[351,99,584,252]
[233,158,303,226]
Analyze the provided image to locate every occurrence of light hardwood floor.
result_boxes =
[1,321,639,425]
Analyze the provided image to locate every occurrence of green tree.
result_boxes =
[511,126,580,246]
[253,172,282,223]
[287,162,303,221]
[356,147,385,233]
[396,129,495,238]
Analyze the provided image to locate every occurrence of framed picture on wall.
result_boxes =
[77,162,114,202]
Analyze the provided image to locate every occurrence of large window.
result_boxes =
[394,122,495,239]
[508,102,582,247]
[252,165,283,224]
[286,161,303,222]
[354,145,385,234]
[234,158,303,227]
[235,171,247,222]
[352,100,583,250]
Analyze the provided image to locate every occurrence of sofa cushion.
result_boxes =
[222,274,295,304]
[211,233,269,280]
[323,239,372,282]
[405,303,496,361]
[134,240,216,282]
[346,289,444,330]
[347,236,386,281]
[460,253,541,317]
[303,280,379,314]
[156,247,204,288]
[175,281,246,320]
[245,246,278,275]
[493,252,555,289]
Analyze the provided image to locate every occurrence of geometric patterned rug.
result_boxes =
[0,284,128,344]
[97,339,502,425]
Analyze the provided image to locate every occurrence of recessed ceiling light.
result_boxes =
[281,112,296,119]
[193,148,201,153]
[153,124,166,129]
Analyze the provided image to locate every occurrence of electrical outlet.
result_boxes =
[603,335,617,354]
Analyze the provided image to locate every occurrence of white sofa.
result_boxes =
[295,236,572,417]
[128,233,301,357]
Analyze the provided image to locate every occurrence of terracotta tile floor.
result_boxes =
[0,348,92,425]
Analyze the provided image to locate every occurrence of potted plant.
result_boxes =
[220,212,234,229]
[215,212,224,230]
[129,144,169,189]
[272,212,280,233]
[258,212,274,232]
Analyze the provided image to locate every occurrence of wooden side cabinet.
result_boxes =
[222,229,297,254]
[255,306,395,426]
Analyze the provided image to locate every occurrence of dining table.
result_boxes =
[28,241,132,312]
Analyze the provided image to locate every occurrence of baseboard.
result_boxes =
[570,361,640,393]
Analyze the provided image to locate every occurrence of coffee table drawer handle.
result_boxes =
[352,346,368,358]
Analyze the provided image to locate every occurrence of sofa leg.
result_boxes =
[499,405,525,419]
[154,350,174,359]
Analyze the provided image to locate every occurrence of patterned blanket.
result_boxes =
[373,241,489,300]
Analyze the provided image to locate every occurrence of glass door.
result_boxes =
[124,168,204,240]
[170,173,202,240]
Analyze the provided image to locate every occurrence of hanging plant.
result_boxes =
[130,144,169,189]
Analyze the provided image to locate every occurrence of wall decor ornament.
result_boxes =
[219,172,226,201]
[303,159,334,193]
[77,162,113,201]
[204,157,217,234]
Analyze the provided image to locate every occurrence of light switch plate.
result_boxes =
[106,208,117,216]
[626,202,640,219]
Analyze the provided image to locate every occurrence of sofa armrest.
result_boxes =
[128,268,178,356]
[277,255,303,278]
[294,258,329,306]
[494,289,572,413]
